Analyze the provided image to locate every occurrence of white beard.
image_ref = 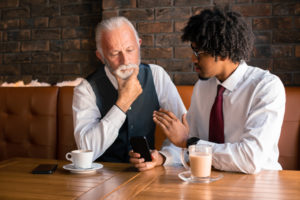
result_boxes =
[114,64,138,80]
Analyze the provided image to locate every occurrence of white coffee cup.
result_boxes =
[181,144,212,178]
[65,150,94,169]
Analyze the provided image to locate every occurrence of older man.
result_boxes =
[72,16,186,168]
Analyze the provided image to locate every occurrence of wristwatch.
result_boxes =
[186,137,200,148]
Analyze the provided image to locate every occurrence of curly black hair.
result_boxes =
[182,6,254,63]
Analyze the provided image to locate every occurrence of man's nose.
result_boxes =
[120,52,129,65]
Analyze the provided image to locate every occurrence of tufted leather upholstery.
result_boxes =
[0,87,58,160]
[0,86,299,170]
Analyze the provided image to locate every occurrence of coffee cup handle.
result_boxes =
[66,152,72,162]
[181,148,190,170]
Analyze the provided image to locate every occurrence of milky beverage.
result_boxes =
[189,152,212,177]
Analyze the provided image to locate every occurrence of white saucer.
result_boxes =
[63,163,103,174]
[178,171,223,183]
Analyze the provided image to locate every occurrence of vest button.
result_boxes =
[130,125,134,129]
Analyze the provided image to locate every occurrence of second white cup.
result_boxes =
[65,150,93,169]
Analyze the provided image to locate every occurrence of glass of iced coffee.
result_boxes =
[179,144,223,183]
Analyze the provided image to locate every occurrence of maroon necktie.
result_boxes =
[209,85,225,143]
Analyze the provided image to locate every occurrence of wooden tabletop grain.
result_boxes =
[0,158,299,200]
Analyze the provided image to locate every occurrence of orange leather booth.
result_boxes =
[0,86,299,170]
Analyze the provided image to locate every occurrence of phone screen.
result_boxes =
[32,164,58,174]
[130,136,152,162]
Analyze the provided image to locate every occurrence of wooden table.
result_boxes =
[0,158,299,200]
[0,157,139,200]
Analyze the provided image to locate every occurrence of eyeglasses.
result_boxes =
[190,44,205,58]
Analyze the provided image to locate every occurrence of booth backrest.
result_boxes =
[0,86,299,170]
[278,87,300,170]
[0,87,59,160]
[57,86,77,160]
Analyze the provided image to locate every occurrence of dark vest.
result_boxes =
[87,63,160,162]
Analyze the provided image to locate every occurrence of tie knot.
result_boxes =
[217,85,225,97]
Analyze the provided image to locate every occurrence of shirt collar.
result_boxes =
[217,61,248,92]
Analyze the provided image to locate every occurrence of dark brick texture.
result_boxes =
[102,0,300,86]
[0,0,299,85]
[0,0,101,84]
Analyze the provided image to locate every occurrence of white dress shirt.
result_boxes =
[185,61,285,174]
[72,64,186,164]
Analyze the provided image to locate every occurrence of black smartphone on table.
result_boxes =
[32,164,58,174]
[130,136,152,162]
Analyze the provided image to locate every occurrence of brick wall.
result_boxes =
[103,0,300,85]
[0,0,299,85]
[0,0,102,84]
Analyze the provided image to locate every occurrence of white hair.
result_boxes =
[95,16,140,58]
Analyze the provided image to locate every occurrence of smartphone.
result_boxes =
[130,136,152,162]
[32,164,58,174]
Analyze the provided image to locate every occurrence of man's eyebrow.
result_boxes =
[110,49,120,53]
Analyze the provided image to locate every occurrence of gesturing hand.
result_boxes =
[153,108,189,148]
[115,67,142,112]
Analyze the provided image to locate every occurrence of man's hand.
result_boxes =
[153,108,189,148]
[115,67,142,112]
[129,150,165,171]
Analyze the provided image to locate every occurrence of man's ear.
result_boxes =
[95,50,104,63]
[139,38,142,46]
